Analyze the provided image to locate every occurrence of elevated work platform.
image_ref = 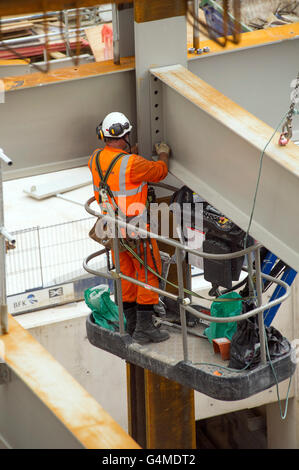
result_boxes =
[0,315,139,449]
[86,314,296,402]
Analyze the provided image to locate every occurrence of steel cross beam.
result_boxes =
[150,64,299,272]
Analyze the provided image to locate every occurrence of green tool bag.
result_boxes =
[204,292,243,343]
[84,284,126,332]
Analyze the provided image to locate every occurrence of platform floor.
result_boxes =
[86,312,296,402]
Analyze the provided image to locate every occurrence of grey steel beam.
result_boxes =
[1,69,136,181]
[151,64,299,272]
[118,4,135,58]
[0,366,85,449]
[188,36,299,131]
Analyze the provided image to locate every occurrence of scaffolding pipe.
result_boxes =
[63,10,72,57]
[193,0,200,49]
[112,3,120,65]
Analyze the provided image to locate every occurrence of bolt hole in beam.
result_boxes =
[151,73,164,149]
[150,64,299,272]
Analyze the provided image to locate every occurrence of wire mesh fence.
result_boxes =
[6,217,107,297]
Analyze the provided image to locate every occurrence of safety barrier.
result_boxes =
[5,217,105,296]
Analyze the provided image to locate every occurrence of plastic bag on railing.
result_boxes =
[84,284,126,332]
[229,315,291,370]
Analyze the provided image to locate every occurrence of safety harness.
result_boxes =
[95,149,127,214]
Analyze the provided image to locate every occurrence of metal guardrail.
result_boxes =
[83,193,292,365]
[0,5,115,72]
[5,217,106,297]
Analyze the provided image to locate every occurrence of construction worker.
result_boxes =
[88,112,171,345]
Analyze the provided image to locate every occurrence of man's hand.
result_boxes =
[155,142,170,168]
[155,142,170,156]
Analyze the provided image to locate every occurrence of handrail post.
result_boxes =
[247,250,255,297]
[176,247,189,362]
[112,221,125,335]
[255,245,267,364]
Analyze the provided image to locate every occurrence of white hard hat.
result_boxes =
[98,112,132,140]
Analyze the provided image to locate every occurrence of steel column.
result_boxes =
[144,369,196,449]
[134,14,187,157]
[193,0,200,49]
[176,246,189,362]
[112,3,120,65]
[126,363,147,448]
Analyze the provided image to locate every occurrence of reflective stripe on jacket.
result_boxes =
[88,147,148,217]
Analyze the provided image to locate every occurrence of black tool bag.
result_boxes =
[229,314,291,370]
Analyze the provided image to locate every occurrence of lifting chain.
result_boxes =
[279,72,299,146]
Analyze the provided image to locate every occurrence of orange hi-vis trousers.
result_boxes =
[112,238,161,305]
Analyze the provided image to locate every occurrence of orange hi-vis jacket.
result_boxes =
[88,145,168,305]
[88,146,168,217]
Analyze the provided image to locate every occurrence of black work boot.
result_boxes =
[132,306,170,345]
[123,302,137,336]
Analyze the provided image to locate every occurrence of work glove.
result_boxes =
[155,142,170,156]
